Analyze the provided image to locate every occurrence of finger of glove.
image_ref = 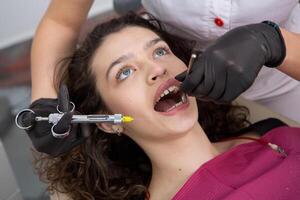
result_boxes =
[175,71,187,82]
[53,112,73,133]
[190,63,215,98]
[58,84,71,112]
[218,72,244,102]
[219,87,240,103]
[29,98,59,116]
[52,123,89,156]
[206,68,227,100]
[180,61,205,94]
[80,123,91,138]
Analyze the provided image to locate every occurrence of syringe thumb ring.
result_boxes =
[15,109,36,130]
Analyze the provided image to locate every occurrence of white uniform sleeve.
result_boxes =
[283,3,300,33]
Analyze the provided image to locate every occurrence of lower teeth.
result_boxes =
[165,95,187,112]
[166,105,177,112]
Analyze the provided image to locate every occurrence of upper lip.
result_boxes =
[154,78,181,106]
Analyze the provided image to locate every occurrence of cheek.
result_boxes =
[103,87,153,135]
[113,97,139,115]
[100,84,147,116]
[168,57,187,74]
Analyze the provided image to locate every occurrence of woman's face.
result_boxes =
[91,26,198,142]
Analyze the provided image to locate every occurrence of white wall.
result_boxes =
[0,0,113,49]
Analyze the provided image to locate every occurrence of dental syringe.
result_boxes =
[35,114,134,125]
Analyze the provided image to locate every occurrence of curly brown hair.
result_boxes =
[34,12,250,200]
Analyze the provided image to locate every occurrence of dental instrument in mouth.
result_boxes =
[186,53,197,79]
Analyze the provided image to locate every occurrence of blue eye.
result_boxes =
[154,48,168,58]
[116,67,134,81]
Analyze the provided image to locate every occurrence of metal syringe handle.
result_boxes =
[72,114,123,124]
[37,114,123,124]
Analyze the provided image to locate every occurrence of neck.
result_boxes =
[140,123,219,200]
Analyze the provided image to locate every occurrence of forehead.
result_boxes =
[91,26,161,72]
[101,26,160,54]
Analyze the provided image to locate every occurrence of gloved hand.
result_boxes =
[175,21,286,102]
[20,85,89,156]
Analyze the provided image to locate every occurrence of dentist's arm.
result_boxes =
[22,0,92,157]
[278,28,300,80]
[31,0,93,101]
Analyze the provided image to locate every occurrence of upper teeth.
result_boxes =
[156,85,179,103]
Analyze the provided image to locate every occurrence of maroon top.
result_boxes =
[172,126,300,200]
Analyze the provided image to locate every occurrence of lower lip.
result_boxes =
[157,101,190,116]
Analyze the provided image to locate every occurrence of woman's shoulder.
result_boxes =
[214,118,300,163]
[261,124,300,153]
[214,118,291,153]
[233,118,300,154]
[234,118,289,137]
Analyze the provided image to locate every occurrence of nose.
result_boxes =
[147,63,167,84]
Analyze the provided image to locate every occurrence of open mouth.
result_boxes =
[154,83,188,113]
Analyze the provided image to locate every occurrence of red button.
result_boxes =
[214,17,224,27]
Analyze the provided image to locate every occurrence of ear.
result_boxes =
[96,123,123,134]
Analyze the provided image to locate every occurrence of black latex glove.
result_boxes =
[175,22,286,102]
[19,85,89,156]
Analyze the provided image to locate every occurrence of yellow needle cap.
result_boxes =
[122,116,134,123]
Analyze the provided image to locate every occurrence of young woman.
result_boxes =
[30,1,300,199]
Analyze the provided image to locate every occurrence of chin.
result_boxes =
[156,97,199,137]
[166,117,198,135]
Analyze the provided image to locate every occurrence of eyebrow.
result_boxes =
[106,37,163,79]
